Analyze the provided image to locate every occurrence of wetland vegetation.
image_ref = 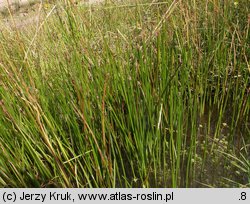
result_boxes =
[0,0,249,187]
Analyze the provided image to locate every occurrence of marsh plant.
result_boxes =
[0,0,249,187]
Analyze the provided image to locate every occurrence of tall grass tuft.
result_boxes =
[0,0,249,187]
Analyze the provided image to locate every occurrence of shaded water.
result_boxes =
[120,101,249,187]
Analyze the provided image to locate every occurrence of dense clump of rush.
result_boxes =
[0,0,249,187]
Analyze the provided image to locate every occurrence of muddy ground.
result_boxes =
[0,0,105,29]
